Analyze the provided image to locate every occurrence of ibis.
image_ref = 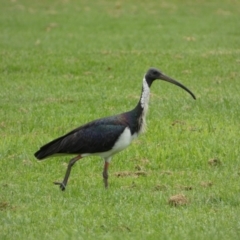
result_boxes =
[34,68,196,191]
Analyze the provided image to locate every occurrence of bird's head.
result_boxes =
[145,68,196,100]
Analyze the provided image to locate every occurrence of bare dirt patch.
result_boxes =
[208,158,221,166]
[168,194,189,206]
[154,184,167,191]
[114,171,147,178]
[177,185,193,191]
[200,181,213,187]
[160,170,173,175]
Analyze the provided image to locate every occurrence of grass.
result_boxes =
[1,0,240,239]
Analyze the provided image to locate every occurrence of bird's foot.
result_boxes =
[54,181,66,191]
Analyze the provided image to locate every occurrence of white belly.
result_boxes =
[112,127,136,153]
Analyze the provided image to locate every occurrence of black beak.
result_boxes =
[158,73,196,100]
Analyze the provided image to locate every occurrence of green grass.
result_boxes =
[1,0,240,239]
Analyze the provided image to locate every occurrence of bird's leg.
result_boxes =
[102,161,109,189]
[54,155,82,191]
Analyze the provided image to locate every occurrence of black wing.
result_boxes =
[34,117,127,160]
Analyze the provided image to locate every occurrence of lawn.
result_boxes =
[0,0,240,239]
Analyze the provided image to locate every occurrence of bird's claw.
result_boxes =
[54,181,66,191]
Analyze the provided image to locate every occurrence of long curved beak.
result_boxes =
[158,73,196,100]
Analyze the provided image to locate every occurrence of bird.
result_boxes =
[34,68,196,191]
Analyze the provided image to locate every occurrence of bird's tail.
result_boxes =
[34,148,50,160]
[34,137,63,160]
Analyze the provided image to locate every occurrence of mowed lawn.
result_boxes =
[0,0,240,239]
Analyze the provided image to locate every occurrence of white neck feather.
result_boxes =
[140,78,150,109]
[139,78,150,133]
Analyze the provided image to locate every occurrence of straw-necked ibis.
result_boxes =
[34,68,196,191]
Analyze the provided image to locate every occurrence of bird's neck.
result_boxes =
[139,77,151,112]
[133,77,151,134]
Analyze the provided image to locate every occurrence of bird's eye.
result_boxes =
[153,71,158,75]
